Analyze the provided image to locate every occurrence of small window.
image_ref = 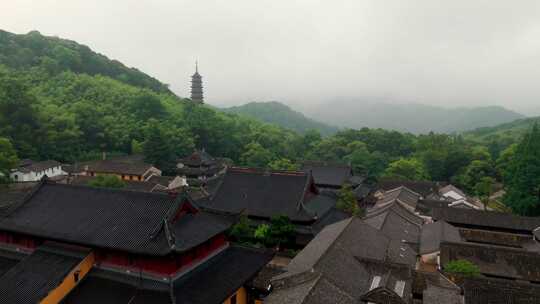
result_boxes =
[74,270,81,282]
[13,175,18,180]
[230,293,237,304]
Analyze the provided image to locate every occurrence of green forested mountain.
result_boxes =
[0,30,534,212]
[222,101,339,136]
[0,30,171,93]
[464,116,540,143]
[304,101,524,134]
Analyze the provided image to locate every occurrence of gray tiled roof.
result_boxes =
[463,277,540,304]
[79,155,154,176]
[432,207,540,233]
[0,242,90,304]
[198,168,316,221]
[423,285,463,304]
[172,211,235,252]
[440,241,540,281]
[365,201,424,246]
[0,182,234,256]
[301,161,352,188]
[14,160,62,173]
[376,180,442,198]
[376,186,421,210]
[420,221,462,254]
[268,217,418,304]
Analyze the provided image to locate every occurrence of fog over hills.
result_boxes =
[221,99,524,135]
[301,100,524,134]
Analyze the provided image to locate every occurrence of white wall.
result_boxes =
[443,190,465,201]
[10,166,66,182]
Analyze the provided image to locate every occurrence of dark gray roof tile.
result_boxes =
[0,242,90,304]
[301,161,352,188]
[420,221,462,254]
[199,168,316,221]
[432,207,540,233]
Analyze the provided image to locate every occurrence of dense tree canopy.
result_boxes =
[503,124,540,215]
[0,137,18,182]
[382,158,430,181]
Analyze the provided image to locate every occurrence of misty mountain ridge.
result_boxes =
[301,100,524,134]
[221,101,339,136]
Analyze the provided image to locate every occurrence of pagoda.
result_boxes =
[190,61,204,103]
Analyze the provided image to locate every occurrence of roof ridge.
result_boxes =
[1,178,48,218]
[394,185,422,198]
[57,181,174,197]
[296,170,315,216]
[304,274,355,304]
[301,160,351,168]
[228,166,307,176]
[298,274,323,304]
[311,217,355,270]
[389,202,423,228]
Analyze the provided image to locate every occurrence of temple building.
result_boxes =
[197,167,350,246]
[190,62,204,103]
[0,179,272,303]
[177,150,227,183]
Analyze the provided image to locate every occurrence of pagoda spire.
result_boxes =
[190,60,204,104]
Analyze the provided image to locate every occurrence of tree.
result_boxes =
[336,183,363,216]
[444,260,480,278]
[503,124,540,215]
[240,142,274,168]
[142,120,177,174]
[229,215,254,243]
[496,143,517,183]
[470,146,492,162]
[254,216,295,248]
[254,224,271,243]
[0,70,42,158]
[88,175,126,188]
[130,139,143,155]
[475,176,495,210]
[268,215,296,247]
[0,137,18,183]
[308,136,349,161]
[454,160,495,193]
[382,158,430,181]
[343,141,385,177]
[268,158,299,171]
[130,91,166,121]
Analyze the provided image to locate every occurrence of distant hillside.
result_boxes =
[303,100,525,134]
[0,30,171,94]
[464,116,540,142]
[222,101,339,136]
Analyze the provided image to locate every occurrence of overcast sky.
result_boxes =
[3,0,540,114]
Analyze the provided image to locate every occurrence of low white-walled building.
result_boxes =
[10,160,66,182]
[439,184,467,201]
